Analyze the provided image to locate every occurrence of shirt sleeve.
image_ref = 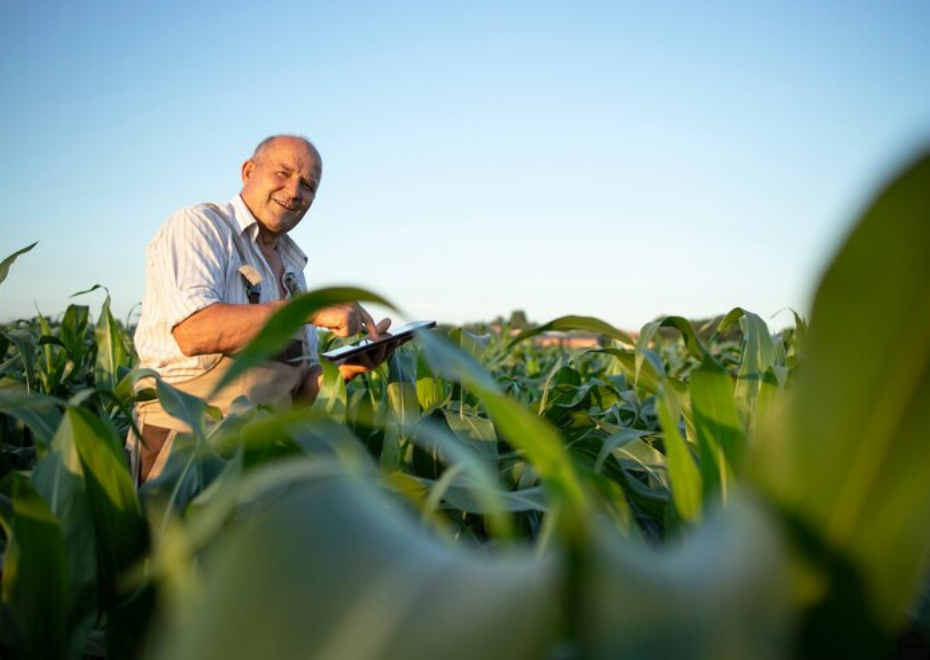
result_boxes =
[146,206,230,328]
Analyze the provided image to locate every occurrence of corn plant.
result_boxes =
[0,149,927,659]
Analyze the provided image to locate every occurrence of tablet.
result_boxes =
[320,320,437,362]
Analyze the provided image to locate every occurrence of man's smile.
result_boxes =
[273,198,297,211]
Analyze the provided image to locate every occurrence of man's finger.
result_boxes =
[358,305,379,339]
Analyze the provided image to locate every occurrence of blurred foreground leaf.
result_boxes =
[751,151,930,650]
[150,468,560,660]
[212,287,397,395]
[579,495,791,659]
[1,475,78,660]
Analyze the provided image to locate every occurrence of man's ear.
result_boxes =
[241,159,255,185]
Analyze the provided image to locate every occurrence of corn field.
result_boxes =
[1,152,929,659]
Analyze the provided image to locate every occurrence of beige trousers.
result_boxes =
[128,355,306,484]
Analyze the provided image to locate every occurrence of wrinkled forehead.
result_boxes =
[258,138,322,180]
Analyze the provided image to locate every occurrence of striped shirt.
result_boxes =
[134,195,319,383]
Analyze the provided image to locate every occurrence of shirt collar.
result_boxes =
[229,195,309,268]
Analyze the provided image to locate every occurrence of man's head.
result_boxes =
[240,135,322,239]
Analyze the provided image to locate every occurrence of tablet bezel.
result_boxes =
[320,320,437,362]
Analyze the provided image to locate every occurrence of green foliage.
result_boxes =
[1,475,76,660]
[750,151,930,654]
[0,243,37,291]
[0,149,929,658]
[148,469,561,660]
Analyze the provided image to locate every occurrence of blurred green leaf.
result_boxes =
[311,359,347,422]
[593,428,655,474]
[751,150,930,637]
[449,327,492,364]
[387,381,418,438]
[579,495,791,659]
[790,310,808,359]
[155,378,218,442]
[114,366,161,403]
[409,419,516,538]
[141,434,226,526]
[415,349,447,412]
[211,287,396,395]
[380,423,404,472]
[419,327,500,393]
[150,470,560,660]
[1,474,77,660]
[417,473,547,515]
[415,374,445,412]
[537,356,566,415]
[441,409,498,460]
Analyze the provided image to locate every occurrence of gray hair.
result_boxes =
[251,134,321,165]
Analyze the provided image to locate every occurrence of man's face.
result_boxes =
[240,137,322,237]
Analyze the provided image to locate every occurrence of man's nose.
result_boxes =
[285,177,301,200]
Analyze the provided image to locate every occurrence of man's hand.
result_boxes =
[295,326,407,403]
[310,303,389,339]
[335,332,406,376]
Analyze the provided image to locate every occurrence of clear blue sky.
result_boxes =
[2,1,928,331]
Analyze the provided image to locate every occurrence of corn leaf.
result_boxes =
[657,385,702,524]
[504,315,634,354]
[734,311,778,424]
[0,242,37,289]
[211,287,396,395]
[149,470,560,660]
[579,495,791,659]
[441,409,498,460]
[0,390,63,451]
[3,329,37,394]
[420,330,590,516]
[751,151,930,637]
[155,378,219,442]
[61,408,147,603]
[311,359,347,422]
[690,361,746,503]
[94,295,129,395]
[31,419,99,654]
[0,474,77,660]
[449,327,492,363]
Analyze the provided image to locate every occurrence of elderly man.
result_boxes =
[131,134,389,483]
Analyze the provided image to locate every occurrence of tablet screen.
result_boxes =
[320,320,437,362]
